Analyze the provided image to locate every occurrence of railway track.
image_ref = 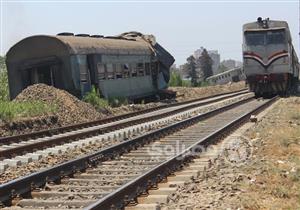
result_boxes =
[0,96,277,210]
[0,89,247,144]
[0,90,249,160]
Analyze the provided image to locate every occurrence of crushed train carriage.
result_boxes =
[6,32,175,101]
[243,18,299,96]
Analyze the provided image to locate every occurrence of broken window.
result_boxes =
[106,64,114,79]
[123,64,130,78]
[115,64,123,79]
[131,63,137,77]
[78,56,88,83]
[137,63,145,76]
[97,63,106,80]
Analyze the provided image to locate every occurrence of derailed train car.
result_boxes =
[206,67,246,85]
[243,18,299,96]
[6,32,175,100]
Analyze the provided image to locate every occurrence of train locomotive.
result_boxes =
[243,17,299,96]
[6,32,175,101]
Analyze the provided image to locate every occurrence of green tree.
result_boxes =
[199,49,213,79]
[169,71,183,87]
[0,56,9,101]
[187,55,198,87]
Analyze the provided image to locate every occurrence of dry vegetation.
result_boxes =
[238,97,300,209]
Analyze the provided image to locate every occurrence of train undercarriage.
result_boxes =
[247,73,299,97]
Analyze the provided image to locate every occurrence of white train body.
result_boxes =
[243,18,299,96]
[206,67,245,85]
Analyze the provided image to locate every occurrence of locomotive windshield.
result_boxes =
[245,31,265,45]
[266,30,285,44]
[245,29,285,45]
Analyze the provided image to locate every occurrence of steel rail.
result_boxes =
[0,90,249,159]
[0,94,255,206]
[86,96,278,210]
[0,89,247,144]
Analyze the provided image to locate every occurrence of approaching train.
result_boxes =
[6,32,175,100]
[206,67,245,85]
[243,17,299,96]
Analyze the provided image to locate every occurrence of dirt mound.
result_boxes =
[15,84,106,125]
[170,82,246,102]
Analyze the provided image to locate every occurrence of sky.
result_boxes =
[0,0,299,65]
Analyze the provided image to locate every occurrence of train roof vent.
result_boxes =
[57,32,74,36]
[91,35,104,38]
[75,34,90,37]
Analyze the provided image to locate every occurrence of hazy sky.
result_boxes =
[1,0,299,65]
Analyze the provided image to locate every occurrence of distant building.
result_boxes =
[207,50,220,75]
[235,61,243,67]
[221,59,236,69]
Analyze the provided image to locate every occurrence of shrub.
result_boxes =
[197,80,210,87]
[83,86,109,109]
[169,71,183,87]
[0,57,9,101]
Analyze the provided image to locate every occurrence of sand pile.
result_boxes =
[15,84,105,125]
[170,81,246,102]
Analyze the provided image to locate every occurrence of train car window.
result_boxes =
[245,31,265,45]
[106,64,114,79]
[267,30,285,44]
[137,63,145,76]
[115,64,123,79]
[78,56,88,83]
[145,63,151,75]
[97,63,106,80]
[131,64,137,77]
[151,62,158,74]
[123,64,130,78]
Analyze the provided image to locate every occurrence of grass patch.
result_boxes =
[239,98,300,209]
[83,86,109,109]
[271,186,291,199]
[83,86,129,108]
[0,101,56,121]
[241,196,260,209]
